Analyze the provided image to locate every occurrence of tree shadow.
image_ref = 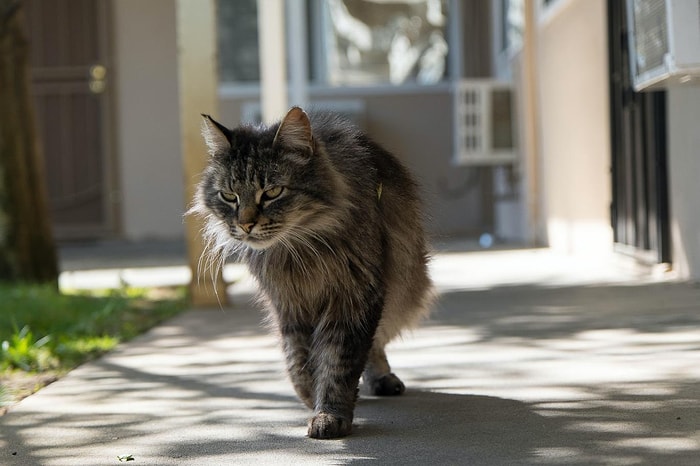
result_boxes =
[2,281,700,464]
[434,281,700,341]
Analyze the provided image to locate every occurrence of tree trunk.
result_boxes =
[0,0,58,284]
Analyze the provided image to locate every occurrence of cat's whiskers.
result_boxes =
[278,236,312,277]
[290,225,339,258]
[198,217,224,280]
[195,215,246,307]
[284,228,344,280]
[284,229,322,261]
[283,229,336,276]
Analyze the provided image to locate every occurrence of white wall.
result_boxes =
[667,87,700,280]
[113,0,185,240]
[534,0,613,255]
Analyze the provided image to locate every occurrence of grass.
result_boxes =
[0,283,187,407]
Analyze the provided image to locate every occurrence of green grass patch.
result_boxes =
[0,284,187,374]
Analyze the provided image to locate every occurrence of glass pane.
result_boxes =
[503,0,524,52]
[218,0,260,83]
[630,0,668,76]
[491,90,513,150]
[323,0,449,86]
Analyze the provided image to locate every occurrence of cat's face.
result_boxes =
[195,108,334,251]
[204,159,290,250]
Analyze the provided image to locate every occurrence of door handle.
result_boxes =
[89,64,107,94]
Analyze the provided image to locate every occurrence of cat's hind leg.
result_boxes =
[362,343,405,396]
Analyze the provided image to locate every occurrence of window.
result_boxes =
[216,0,451,87]
[500,0,524,53]
[493,0,524,79]
[217,0,259,83]
[319,0,450,86]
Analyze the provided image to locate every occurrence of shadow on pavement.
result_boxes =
[2,280,700,464]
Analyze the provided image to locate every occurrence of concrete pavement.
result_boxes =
[2,247,700,465]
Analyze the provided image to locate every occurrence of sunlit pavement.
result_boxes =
[2,247,700,465]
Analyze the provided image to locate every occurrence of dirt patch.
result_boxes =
[0,372,59,415]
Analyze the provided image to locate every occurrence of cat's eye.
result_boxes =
[262,186,284,201]
[218,191,239,205]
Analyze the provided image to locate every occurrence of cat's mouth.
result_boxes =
[233,230,278,250]
[243,237,276,250]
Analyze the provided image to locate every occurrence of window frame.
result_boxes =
[217,0,464,98]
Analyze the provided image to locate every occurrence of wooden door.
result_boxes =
[25,0,117,240]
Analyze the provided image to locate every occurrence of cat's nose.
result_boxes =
[240,222,256,234]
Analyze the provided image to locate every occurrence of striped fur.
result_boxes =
[189,108,433,439]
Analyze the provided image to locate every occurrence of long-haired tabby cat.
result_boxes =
[190,107,433,439]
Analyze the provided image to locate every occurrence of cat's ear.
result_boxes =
[201,114,232,155]
[273,107,312,152]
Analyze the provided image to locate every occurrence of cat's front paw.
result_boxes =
[368,373,405,396]
[307,412,352,439]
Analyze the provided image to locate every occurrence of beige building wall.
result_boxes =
[667,88,700,280]
[113,0,185,240]
[356,91,485,237]
[533,0,613,255]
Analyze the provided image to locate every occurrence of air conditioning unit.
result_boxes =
[452,80,517,166]
[627,0,700,91]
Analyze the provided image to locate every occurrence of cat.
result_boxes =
[189,107,433,439]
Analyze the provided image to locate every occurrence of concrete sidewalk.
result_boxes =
[2,248,700,465]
